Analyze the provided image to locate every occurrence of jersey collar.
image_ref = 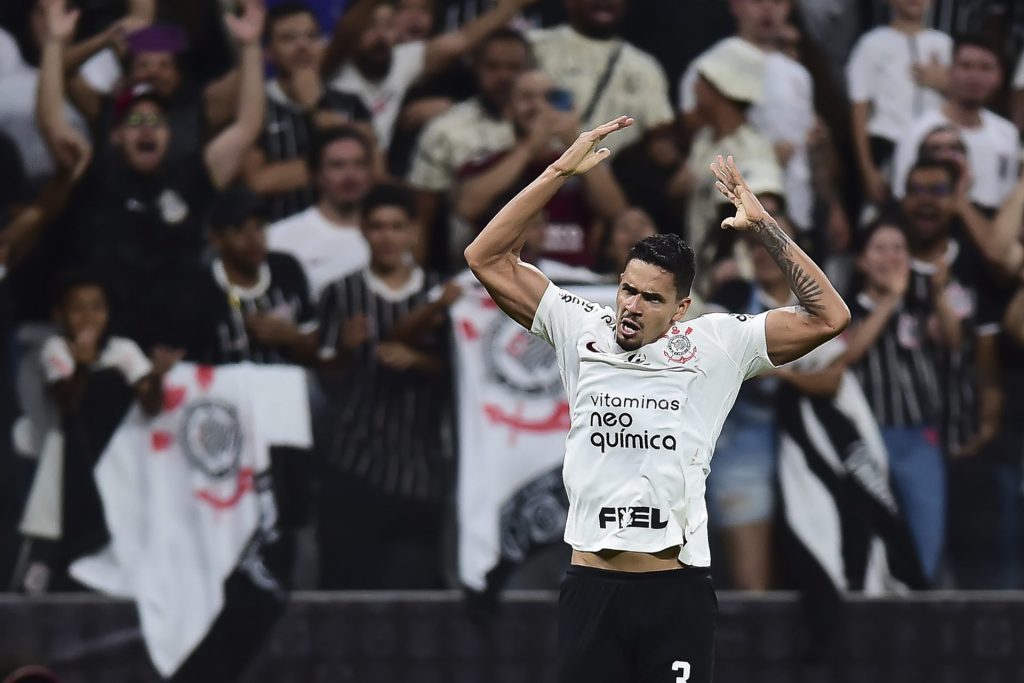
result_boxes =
[213,259,272,301]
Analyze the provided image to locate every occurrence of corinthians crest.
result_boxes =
[664,326,697,364]
[483,315,562,397]
[180,399,244,478]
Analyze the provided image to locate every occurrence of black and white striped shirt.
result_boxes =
[180,252,317,366]
[260,81,371,222]
[896,239,998,450]
[317,268,448,500]
[849,291,941,428]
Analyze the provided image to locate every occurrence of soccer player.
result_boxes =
[464,116,850,683]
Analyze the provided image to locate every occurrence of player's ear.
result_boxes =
[671,297,692,324]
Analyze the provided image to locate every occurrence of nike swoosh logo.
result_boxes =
[586,341,600,353]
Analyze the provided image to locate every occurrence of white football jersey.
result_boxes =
[530,283,778,566]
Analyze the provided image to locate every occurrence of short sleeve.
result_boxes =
[394,40,427,86]
[253,366,312,448]
[678,61,698,113]
[845,33,874,103]
[104,338,153,384]
[40,336,75,383]
[707,311,779,379]
[530,282,601,350]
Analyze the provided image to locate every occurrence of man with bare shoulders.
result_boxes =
[464,116,850,683]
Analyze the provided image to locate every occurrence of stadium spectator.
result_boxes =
[173,186,319,367]
[595,207,657,276]
[847,0,952,207]
[452,68,626,267]
[321,0,538,149]
[267,128,373,300]
[668,39,781,273]
[891,35,1020,212]
[900,160,1002,459]
[0,0,121,180]
[315,184,450,589]
[680,0,829,237]
[395,0,435,43]
[528,0,674,156]
[64,17,246,167]
[244,1,375,222]
[609,124,686,238]
[704,222,811,590]
[840,219,959,582]
[34,0,266,349]
[27,271,175,591]
[407,28,531,262]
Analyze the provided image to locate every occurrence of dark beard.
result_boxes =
[354,49,392,82]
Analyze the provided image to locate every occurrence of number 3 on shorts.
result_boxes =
[672,660,691,682]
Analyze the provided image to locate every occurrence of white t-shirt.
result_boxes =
[0,29,88,178]
[846,26,953,143]
[530,283,778,566]
[529,25,674,155]
[891,107,1021,208]
[40,335,152,385]
[266,206,370,301]
[680,41,815,228]
[407,97,514,192]
[329,41,426,148]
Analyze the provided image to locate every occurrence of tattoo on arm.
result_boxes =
[752,218,825,317]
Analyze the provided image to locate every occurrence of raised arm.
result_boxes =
[711,155,850,365]
[465,116,633,328]
[204,0,266,190]
[423,0,536,76]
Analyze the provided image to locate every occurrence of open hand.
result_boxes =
[710,154,771,232]
[42,0,79,42]
[225,0,266,46]
[550,115,633,177]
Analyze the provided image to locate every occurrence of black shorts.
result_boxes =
[558,565,716,683]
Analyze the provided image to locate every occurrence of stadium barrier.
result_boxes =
[2,591,1023,682]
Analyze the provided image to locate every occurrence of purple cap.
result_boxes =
[126,24,188,56]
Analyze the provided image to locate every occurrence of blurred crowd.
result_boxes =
[1,0,1024,597]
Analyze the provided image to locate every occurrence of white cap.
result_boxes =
[696,38,765,104]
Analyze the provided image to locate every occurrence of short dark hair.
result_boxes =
[51,269,107,309]
[207,184,269,233]
[264,2,320,43]
[361,183,416,221]
[953,32,1004,66]
[905,158,960,192]
[626,234,696,298]
[854,216,904,255]
[473,26,533,65]
[309,126,373,172]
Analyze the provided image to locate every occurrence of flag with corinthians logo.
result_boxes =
[69,362,311,677]
[452,281,616,592]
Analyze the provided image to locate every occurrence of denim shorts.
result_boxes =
[708,417,777,528]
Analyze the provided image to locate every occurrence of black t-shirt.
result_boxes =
[175,252,317,365]
[69,151,216,347]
